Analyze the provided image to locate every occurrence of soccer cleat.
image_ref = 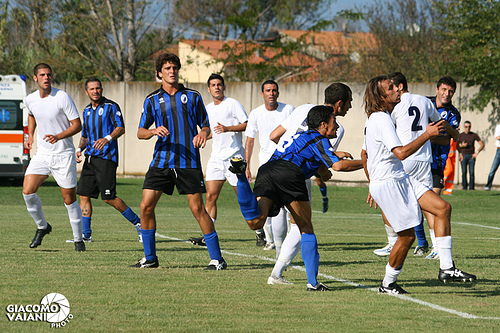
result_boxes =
[484,186,491,191]
[267,275,293,285]
[135,223,143,243]
[66,235,92,243]
[74,241,86,252]
[379,282,409,294]
[204,258,227,270]
[228,156,247,175]
[413,244,429,256]
[256,232,266,247]
[373,244,392,257]
[438,266,476,283]
[322,197,329,213]
[189,236,206,247]
[29,223,52,248]
[425,247,439,259]
[130,257,159,268]
[263,242,275,251]
[307,282,331,291]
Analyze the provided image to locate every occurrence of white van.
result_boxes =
[0,75,30,181]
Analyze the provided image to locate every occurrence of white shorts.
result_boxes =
[205,156,238,187]
[402,160,432,188]
[26,152,78,189]
[369,175,428,233]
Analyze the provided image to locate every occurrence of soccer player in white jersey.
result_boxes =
[245,80,294,253]
[362,75,475,294]
[373,72,448,257]
[23,63,85,252]
[266,83,355,284]
[189,74,248,246]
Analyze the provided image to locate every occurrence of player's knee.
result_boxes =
[247,217,265,230]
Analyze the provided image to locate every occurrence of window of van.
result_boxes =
[0,101,22,130]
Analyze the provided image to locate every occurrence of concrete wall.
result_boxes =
[27,80,500,187]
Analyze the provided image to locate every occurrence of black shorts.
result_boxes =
[253,160,309,217]
[432,168,444,189]
[77,156,117,200]
[143,167,206,195]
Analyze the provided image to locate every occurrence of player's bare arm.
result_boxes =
[93,126,124,150]
[393,120,445,160]
[76,137,88,163]
[213,121,247,134]
[270,124,286,144]
[330,159,363,172]
[137,126,169,140]
[43,118,82,144]
[193,126,210,148]
[24,114,37,150]
[244,137,255,181]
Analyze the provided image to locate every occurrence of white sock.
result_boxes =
[271,223,301,278]
[272,208,288,259]
[386,224,398,247]
[65,201,83,242]
[211,217,216,224]
[264,217,273,243]
[435,236,453,269]
[429,229,437,249]
[382,263,402,287]
[23,193,47,229]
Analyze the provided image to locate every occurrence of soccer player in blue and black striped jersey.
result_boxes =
[131,53,226,270]
[230,106,363,290]
[74,77,142,243]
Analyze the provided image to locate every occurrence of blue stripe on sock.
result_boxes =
[319,186,327,197]
[204,231,223,261]
[82,216,91,238]
[414,214,428,247]
[142,229,156,261]
[122,207,140,225]
[236,176,260,220]
[301,233,319,286]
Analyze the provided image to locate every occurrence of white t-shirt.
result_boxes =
[391,92,441,162]
[279,103,344,151]
[25,88,80,154]
[206,97,248,160]
[245,102,294,165]
[364,111,406,181]
[495,124,500,148]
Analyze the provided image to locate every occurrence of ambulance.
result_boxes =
[0,75,30,182]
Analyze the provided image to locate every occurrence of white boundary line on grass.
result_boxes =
[452,222,500,230]
[155,232,500,321]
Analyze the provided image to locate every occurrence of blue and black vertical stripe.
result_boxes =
[82,98,124,164]
[139,86,209,169]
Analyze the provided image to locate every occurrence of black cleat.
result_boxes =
[204,258,227,270]
[307,282,331,291]
[189,236,206,247]
[379,282,409,294]
[229,156,247,175]
[322,197,329,213]
[256,232,266,247]
[29,223,52,248]
[74,241,86,252]
[130,257,159,268]
[438,266,476,283]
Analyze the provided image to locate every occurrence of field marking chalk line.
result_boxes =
[155,232,499,320]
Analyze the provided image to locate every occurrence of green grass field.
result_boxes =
[1,178,499,332]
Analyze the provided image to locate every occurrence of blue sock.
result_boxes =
[204,231,223,261]
[122,207,140,225]
[301,233,320,287]
[236,175,260,220]
[82,216,91,238]
[141,228,156,261]
[414,214,428,247]
[319,186,327,197]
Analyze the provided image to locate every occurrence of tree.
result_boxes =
[359,0,448,83]
[55,0,173,81]
[173,0,327,40]
[434,0,500,120]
